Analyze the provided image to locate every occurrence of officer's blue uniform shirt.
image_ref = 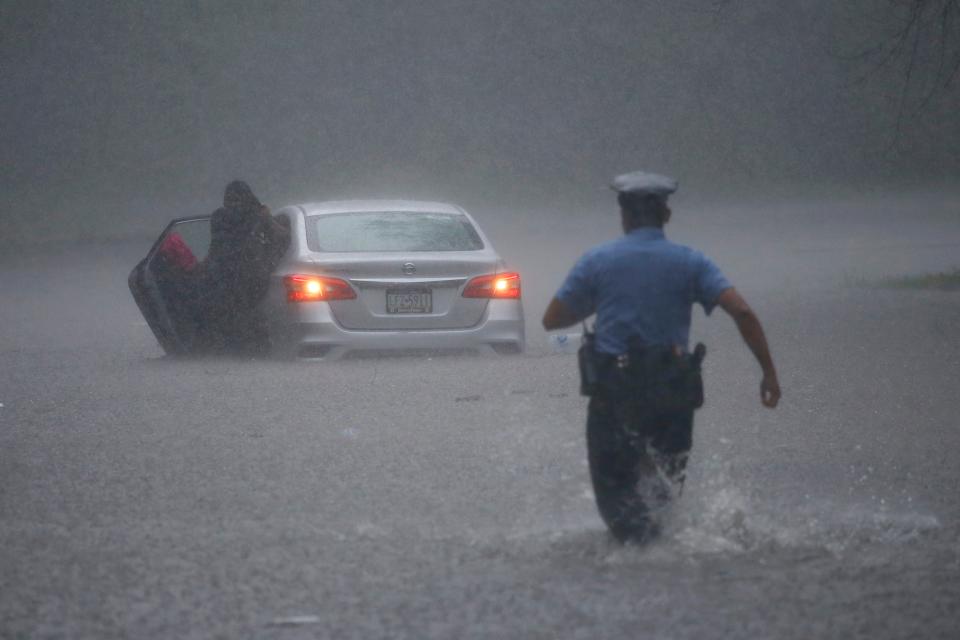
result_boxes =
[556,227,732,354]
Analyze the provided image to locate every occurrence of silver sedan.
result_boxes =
[130,200,525,359]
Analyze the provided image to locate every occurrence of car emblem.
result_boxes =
[402,262,416,275]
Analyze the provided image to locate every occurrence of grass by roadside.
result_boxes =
[860,268,960,291]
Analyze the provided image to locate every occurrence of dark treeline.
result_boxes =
[2,1,958,244]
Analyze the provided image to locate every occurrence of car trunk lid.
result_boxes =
[307,252,500,330]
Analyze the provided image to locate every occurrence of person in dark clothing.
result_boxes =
[543,171,780,543]
[200,180,290,355]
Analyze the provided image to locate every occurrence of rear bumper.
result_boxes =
[267,298,525,359]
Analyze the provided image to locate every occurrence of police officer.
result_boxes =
[542,171,780,543]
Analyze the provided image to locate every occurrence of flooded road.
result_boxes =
[1,193,958,638]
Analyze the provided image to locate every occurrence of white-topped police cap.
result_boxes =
[610,171,678,198]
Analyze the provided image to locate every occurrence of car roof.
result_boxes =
[298,200,466,216]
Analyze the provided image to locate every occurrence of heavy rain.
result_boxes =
[1,1,958,638]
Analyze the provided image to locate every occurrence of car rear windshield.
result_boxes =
[306,212,485,252]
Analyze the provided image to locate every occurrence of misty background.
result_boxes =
[4,4,960,637]
[3,0,958,248]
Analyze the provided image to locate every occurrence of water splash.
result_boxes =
[660,460,942,556]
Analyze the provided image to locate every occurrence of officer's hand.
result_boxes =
[760,373,780,408]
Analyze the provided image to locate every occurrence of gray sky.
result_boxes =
[3,1,958,243]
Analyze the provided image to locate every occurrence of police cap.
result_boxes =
[610,171,678,199]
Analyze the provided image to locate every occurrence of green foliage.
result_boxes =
[875,268,960,290]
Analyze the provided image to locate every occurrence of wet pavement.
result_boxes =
[1,193,959,639]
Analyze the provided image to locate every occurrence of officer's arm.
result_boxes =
[717,288,781,408]
[542,297,581,330]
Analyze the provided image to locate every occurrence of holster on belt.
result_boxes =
[578,327,602,397]
[579,329,706,412]
[631,342,706,411]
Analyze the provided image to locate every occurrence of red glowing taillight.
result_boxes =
[284,275,356,302]
[462,272,521,299]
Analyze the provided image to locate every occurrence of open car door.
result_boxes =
[128,216,211,355]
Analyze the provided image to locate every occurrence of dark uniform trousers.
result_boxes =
[586,367,694,542]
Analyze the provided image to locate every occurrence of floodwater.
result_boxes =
[1,191,958,638]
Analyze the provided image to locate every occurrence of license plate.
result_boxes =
[386,288,432,314]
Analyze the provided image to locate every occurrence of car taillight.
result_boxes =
[462,272,521,299]
[284,275,356,302]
